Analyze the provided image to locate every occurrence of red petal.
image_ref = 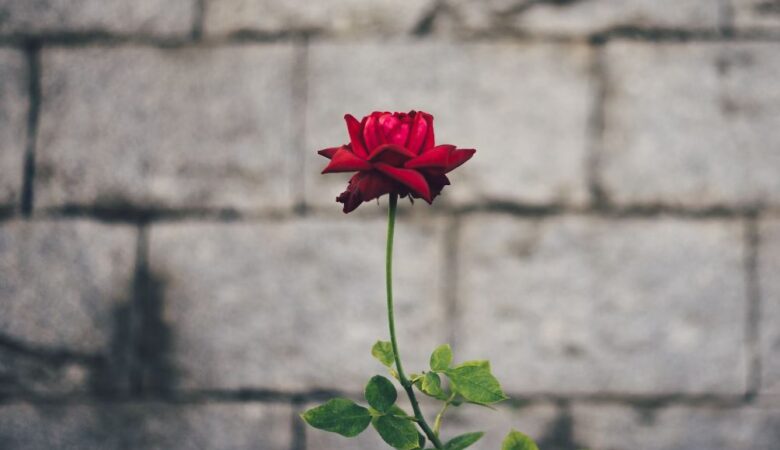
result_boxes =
[404,145,455,170]
[363,112,384,152]
[374,163,432,202]
[344,114,368,158]
[318,147,339,159]
[406,112,429,154]
[445,148,476,173]
[421,112,435,151]
[378,113,409,147]
[321,147,372,173]
[368,144,417,166]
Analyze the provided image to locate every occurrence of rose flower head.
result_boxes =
[317,111,476,213]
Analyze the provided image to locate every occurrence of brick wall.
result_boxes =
[1,1,779,449]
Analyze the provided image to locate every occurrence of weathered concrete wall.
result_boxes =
[1,1,779,449]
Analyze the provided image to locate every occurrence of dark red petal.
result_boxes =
[404,145,455,170]
[406,112,429,154]
[368,144,417,166]
[425,173,451,200]
[445,148,476,173]
[317,147,339,159]
[363,112,384,152]
[344,114,368,158]
[321,147,372,173]
[421,112,435,151]
[357,171,396,202]
[374,163,432,202]
[335,171,396,213]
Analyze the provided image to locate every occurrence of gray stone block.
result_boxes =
[0,352,92,397]
[0,49,27,209]
[601,42,780,208]
[0,0,195,37]
[732,0,780,31]
[572,404,780,450]
[203,0,435,36]
[458,214,747,394]
[760,218,780,395]
[306,42,592,210]
[148,217,445,390]
[35,45,297,213]
[0,401,292,450]
[441,0,721,35]
[0,219,136,352]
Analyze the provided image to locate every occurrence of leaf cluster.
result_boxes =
[302,342,540,449]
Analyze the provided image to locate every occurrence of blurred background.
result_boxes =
[1,1,779,449]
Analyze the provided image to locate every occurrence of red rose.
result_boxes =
[317,111,476,213]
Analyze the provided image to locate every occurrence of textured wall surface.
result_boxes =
[1,1,780,449]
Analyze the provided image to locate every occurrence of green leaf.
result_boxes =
[501,429,539,450]
[372,341,395,367]
[300,398,372,437]
[444,432,485,450]
[365,375,397,413]
[445,360,508,404]
[372,414,420,450]
[430,344,453,371]
[420,372,445,399]
[387,404,412,418]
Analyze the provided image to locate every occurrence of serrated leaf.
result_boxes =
[365,375,397,413]
[430,344,453,371]
[444,431,484,450]
[372,341,395,367]
[445,360,508,404]
[501,429,539,450]
[300,398,371,437]
[372,414,420,450]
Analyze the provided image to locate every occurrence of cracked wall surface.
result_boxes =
[0,0,779,449]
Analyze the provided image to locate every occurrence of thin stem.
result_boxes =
[433,393,456,436]
[385,193,444,449]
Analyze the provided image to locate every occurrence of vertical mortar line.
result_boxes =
[129,223,150,396]
[191,0,206,40]
[291,36,309,215]
[718,0,735,37]
[289,397,307,450]
[744,213,761,400]
[584,42,609,210]
[442,215,461,349]
[21,41,41,218]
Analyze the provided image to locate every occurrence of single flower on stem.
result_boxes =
[302,110,538,450]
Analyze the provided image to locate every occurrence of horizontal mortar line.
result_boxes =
[0,28,779,49]
[0,333,101,365]
[2,202,774,225]
[1,389,773,410]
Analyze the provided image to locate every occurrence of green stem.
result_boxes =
[433,393,456,436]
[385,193,444,450]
